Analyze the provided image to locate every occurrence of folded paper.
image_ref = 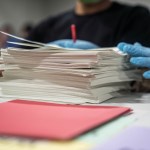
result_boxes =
[0,100,131,140]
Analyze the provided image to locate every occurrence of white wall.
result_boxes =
[0,0,46,32]
[117,0,150,7]
[0,0,150,33]
[45,0,76,16]
[0,0,76,33]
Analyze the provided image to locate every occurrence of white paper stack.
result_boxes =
[0,46,140,104]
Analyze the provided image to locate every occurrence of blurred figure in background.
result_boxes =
[27,0,150,49]
[0,23,16,48]
[0,23,33,48]
[19,23,33,39]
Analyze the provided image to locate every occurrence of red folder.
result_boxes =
[0,100,131,140]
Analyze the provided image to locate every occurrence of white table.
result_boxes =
[0,93,150,150]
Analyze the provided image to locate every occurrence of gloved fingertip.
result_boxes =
[143,71,150,79]
[130,57,149,68]
[117,42,126,50]
[130,57,144,66]
[117,42,131,53]
[134,42,142,46]
[130,57,137,64]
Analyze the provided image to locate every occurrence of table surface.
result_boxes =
[0,93,150,150]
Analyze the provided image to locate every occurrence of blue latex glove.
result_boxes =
[117,42,150,79]
[48,39,99,50]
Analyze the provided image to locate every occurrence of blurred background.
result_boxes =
[0,0,150,33]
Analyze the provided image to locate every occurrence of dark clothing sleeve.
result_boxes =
[27,17,56,43]
[116,6,150,47]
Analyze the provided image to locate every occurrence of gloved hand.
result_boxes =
[48,39,99,50]
[117,42,150,79]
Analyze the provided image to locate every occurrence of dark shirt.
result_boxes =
[28,2,150,47]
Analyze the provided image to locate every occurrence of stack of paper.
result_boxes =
[0,46,140,104]
[0,57,4,77]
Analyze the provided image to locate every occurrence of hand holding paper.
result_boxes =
[118,42,150,79]
[48,39,99,49]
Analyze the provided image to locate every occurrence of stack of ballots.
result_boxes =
[0,42,140,104]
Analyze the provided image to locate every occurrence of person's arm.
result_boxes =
[27,21,47,43]
[18,17,55,49]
